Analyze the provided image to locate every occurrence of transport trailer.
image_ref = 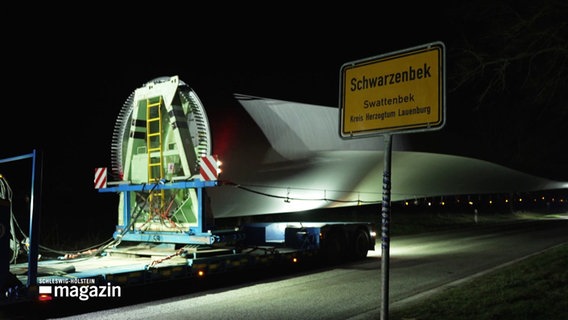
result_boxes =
[2,168,377,307]
[7,219,374,292]
[2,178,376,305]
[1,75,376,307]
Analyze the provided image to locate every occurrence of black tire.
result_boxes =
[351,229,370,260]
[323,232,347,265]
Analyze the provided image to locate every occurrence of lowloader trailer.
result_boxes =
[1,76,376,307]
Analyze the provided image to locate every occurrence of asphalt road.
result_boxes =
[37,216,568,319]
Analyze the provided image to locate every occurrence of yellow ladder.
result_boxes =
[146,97,165,209]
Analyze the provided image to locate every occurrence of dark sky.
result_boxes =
[1,3,566,240]
[5,4,561,175]
[3,7,454,162]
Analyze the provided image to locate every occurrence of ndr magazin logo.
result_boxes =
[38,279,122,301]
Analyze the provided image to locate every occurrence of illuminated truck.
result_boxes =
[1,76,376,309]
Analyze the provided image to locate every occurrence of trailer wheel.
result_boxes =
[351,229,370,260]
[323,232,347,265]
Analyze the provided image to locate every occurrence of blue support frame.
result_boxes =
[98,179,218,245]
[0,150,42,289]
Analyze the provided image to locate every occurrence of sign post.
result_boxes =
[339,41,446,320]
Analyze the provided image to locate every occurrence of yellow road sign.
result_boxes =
[340,42,445,138]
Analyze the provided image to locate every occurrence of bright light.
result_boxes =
[197,270,205,277]
[38,294,52,302]
[216,160,222,175]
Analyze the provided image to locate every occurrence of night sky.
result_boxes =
[2,2,566,243]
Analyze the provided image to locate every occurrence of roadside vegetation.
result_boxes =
[390,241,568,320]
[383,208,568,320]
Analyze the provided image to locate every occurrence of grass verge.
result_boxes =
[390,242,568,320]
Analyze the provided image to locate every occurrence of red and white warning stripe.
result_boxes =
[199,155,219,181]
[94,167,107,189]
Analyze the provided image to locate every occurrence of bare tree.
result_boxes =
[446,0,568,179]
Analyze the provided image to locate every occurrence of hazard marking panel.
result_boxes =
[94,167,107,189]
[340,41,446,137]
[199,155,219,181]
